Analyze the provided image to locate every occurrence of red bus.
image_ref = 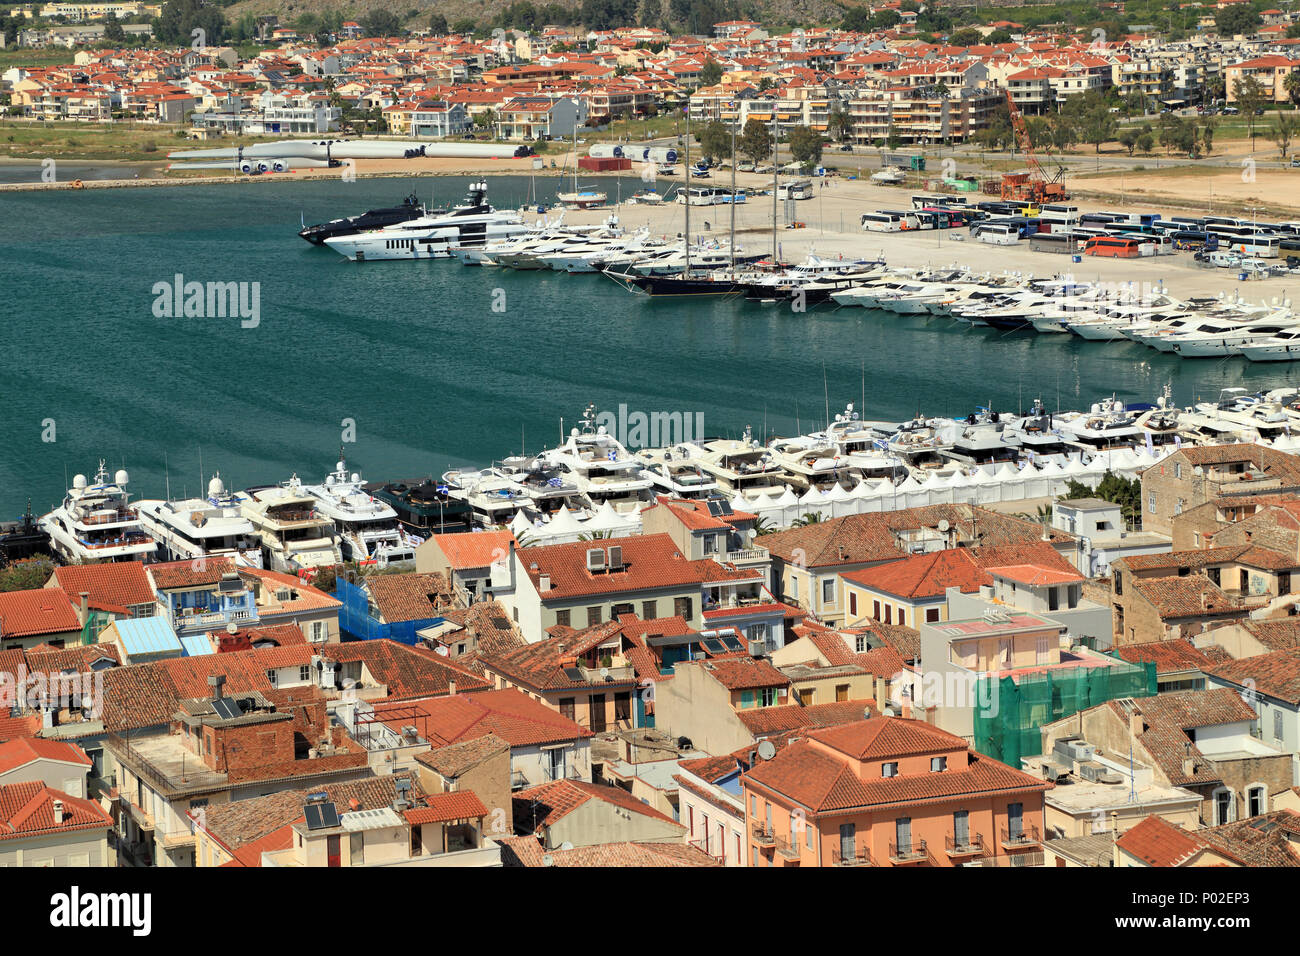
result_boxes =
[1083,236,1143,258]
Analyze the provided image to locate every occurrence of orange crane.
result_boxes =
[994,88,1068,203]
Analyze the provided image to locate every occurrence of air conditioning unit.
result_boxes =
[586,548,605,572]
[607,545,623,570]
[748,640,765,657]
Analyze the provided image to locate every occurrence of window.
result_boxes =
[1215,789,1233,825]
[674,597,693,619]
[873,600,881,620]
[349,832,364,866]
[884,605,892,624]
[704,535,718,554]
[1248,786,1265,818]
[587,606,602,627]
[1114,571,1123,596]
[1175,498,1184,516]
[1175,462,1182,479]
[822,578,835,605]
[559,698,576,722]
[882,761,898,778]
[1048,587,1059,612]
[299,665,310,682]
[751,794,757,816]
[1275,708,1283,741]
[931,756,947,772]
[1281,572,1292,596]
[1037,633,1051,665]
[835,684,849,702]
[309,620,327,642]
[897,608,906,627]
[758,687,776,707]
[790,575,798,601]
[642,600,657,619]
[895,816,912,853]
[1148,493,1156,514]
[849,592,857,617]
[555,608,571,627]
[806,819,814,849]
[854,635,866,653]
[266,669,278,687]
[752,845,759,867]
[926,607,940,623]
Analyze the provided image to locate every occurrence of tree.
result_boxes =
[153,0,226,46]
[947,26,982,45]
[697,119,730,162]
[793,513,824,527]
[985,28,1012,43]
[1214,5,1261,37]
[827,102,850,142]
[360,8,403,37]
[1118,126,1140,155]
[580,0,638,31]
[789,125,825,168]
[1060,472,1142,529]
[699,58,723,87]
[104,12,125,41]
[429,12,448,34]
[1271,113,1297,160]
[1077,105,1116,153]
[0,557,56,593]
[1285,71,1300,108]
[842,6,870,31]
[451,18,477,33]
[1234,74,1267,150]
[737,118,771,163]
[870,9,901,29]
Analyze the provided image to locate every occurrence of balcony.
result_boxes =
[577,662,636,683]
[832,846,875,867]
[752,823,776,847]
[775,835,801,861]
[1000,824,1041,850]
[945,832,986,857]
[172,606,254,630]
[888,839,928,864]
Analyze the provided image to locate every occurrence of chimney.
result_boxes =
[78,592,89,624]
[349,798,360,812]
[1128,704,1144,739]
[448,678,457,697]
[1181,740,1195,778]
[539,574,551,592]
[208,674,226,701]
[52,799,64,825]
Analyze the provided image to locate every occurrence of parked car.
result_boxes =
[839,143,854,151]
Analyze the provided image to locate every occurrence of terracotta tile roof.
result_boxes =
[513,779,681,831]
[1205,648,1300,704]
[0,781,113,841]
[24,643,121,674]
[1116,814,1216,866]
[842,549,990,599]
[499,834,720,867]
[415,732,510,778]
[810,716,967,760]
[224,822,296,867]
[403,790,488,824]
[744,723,1047,814]
[427,530,515,569]
[0,589,80,638]
[365,572,454,623]
[1242,619,1300,651]
[0,738,91,774]
[1198,810,1300,867]
[737,700,874,737]
[241,567,341,613]
[147,557,235,590]
[374,688,591,748]
[0,714,41,744]
[49,562,155,608]
[1132,575,1243,620]
[1118,546,1250,573]
[519,533,757,600]
[1108,689,1259,786]
[324,639,490,700]
[695,656,789,690]
[1113,639,1215,673]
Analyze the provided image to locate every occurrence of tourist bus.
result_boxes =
[1083,235,1144,258]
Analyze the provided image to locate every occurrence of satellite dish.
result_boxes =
[226,622,238,634]
[756,739,776,761]
[937,519,950,532]
[558,841,574,851]
[599,667,610,680]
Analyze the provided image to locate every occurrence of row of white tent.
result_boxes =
[507,499,644,545]
[731,446,1174,529]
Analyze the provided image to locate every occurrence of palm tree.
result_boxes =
[752,516,777,536]
[792,512,824,527]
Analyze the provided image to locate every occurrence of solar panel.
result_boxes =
[563,667,585,683]
[719,634,744,652]
[702,638,727,655]
[720,500,734,515]
[210,697,242,720]
[304,801,340,831]
[706,500,723,517]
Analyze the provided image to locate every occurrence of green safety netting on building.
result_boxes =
[972,660,1157,768]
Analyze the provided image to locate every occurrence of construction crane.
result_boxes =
[993,88,1069,204]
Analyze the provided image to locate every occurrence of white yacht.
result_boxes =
[695,427,789,495]
[39,461,157,564]
[442,467,537,528]
[535,405,654,514]
[136,473,262,568]
[1239,327,1300,361]
[303,458,421,567]
[323,182,530,261]
[240,474,342,573]
[637,444,721,499]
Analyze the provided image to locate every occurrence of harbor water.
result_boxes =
[0,176,1283,517]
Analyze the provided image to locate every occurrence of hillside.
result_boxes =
[222,0,854,34]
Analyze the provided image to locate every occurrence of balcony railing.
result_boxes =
[775,835,801,860]
[888,839,928,863]
[1000,824,1041,849]
[945,832,986,856]
[832,846,875,867]
[752,823,776,846]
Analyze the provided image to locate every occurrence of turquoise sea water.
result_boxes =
[0,175,1283,518]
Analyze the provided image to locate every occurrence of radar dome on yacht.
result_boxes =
[114,469,129,486]
[326,474,336,486]
[570,428,579,438]
[336,461,346,472]
[208,475,225,497]
[72,474,87,490]
[597,425,607,436]
[351,473,360,483]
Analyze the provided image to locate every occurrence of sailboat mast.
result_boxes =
[771,118,778,266]
[729,102,737,276]
[684,104,691,276]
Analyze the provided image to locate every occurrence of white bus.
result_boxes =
[977,222,1021,245]
[777,179,814,200]
[677,186,747,205]
[1039,204,1079,235]
[1223,233,1282,258]
[861,211,906,232]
